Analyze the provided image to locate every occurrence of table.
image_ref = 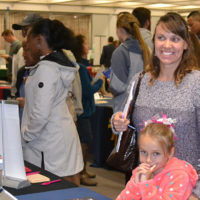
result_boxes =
[4,162,77,196]
[90,96,114,167]
[16,187,112,200]
[4,162,111,200]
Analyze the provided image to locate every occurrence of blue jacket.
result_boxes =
[78,62,103,118]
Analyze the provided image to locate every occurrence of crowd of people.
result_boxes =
[1,7,200,200]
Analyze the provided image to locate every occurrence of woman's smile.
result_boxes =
[155,23,188,68]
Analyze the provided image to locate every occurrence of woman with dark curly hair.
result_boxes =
[21,19,83,185]
[112,12,200,199]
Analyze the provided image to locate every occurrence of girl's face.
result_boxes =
[139,134,174,175]
[155,23,188,69]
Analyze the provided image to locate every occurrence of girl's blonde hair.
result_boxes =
[139,123,175,154]
[117,13,150,68]
[146,12,197,86]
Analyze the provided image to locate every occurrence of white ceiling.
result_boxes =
[0,0,200,15]
[5,0,200,11]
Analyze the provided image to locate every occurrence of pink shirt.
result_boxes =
[116,157,198,200]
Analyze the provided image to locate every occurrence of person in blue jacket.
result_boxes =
[72,34,103,186]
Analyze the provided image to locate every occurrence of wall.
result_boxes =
[90,13,164,65]
[0,7,166,65]
[151,16,162,35]
[91,14,117,65]
[0,12,91,51]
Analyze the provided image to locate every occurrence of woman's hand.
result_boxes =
[100,74,105,81]
[134,163,156,184]
[0,54,9,60]
[113,112,130,132]
[16,97,25,108]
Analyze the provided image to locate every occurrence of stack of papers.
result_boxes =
[26,174,50,183]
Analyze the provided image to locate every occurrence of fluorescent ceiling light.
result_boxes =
[94,0,114,3]
[121,2,143,6]
[164,0,188,2]
[49,0,72,2]
[148,3,174,8]
[177,5,200,9]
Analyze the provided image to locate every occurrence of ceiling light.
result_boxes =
[120,2,143,6]
[94,0,114,3]
[148,3,174,8]
[49,0,72,3]
[177,5,200,9]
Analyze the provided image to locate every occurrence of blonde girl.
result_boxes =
[117,117,198,200]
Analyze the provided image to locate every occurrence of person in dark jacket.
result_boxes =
[100,36,116,69]
[72,34,103,186]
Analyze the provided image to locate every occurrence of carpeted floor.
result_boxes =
[82,162,125,200]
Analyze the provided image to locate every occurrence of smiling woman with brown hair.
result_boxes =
[112,12,200,199]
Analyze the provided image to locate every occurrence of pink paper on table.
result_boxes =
[25,167,32,173]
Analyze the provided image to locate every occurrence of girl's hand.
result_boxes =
[188,194,199,200]
[113,112,130,132]
[134,163,156,184]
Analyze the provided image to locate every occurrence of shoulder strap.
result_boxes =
[127,71,145,122]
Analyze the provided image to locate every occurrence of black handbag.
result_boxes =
[106,72,144,173]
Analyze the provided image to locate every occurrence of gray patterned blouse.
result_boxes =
[132,70,200,170]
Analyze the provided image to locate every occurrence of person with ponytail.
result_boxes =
[21,19,83,185]
[110,12,150,112]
